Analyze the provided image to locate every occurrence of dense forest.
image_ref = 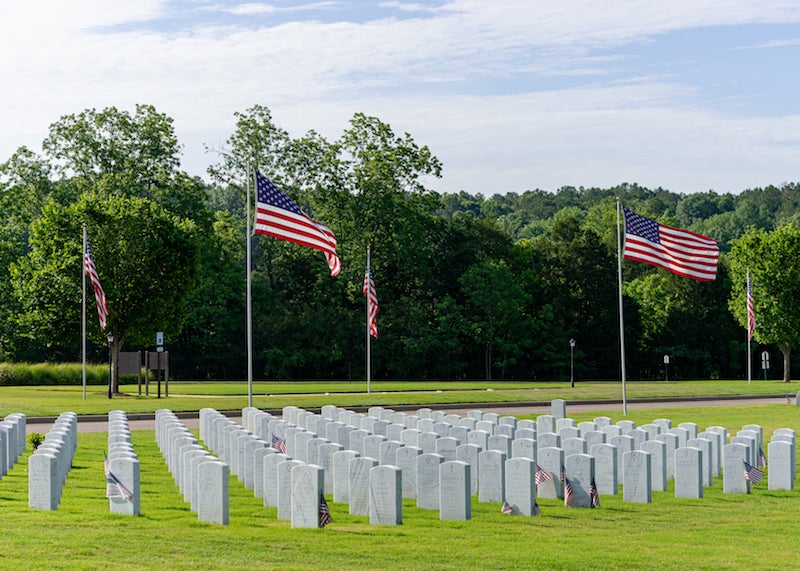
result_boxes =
[2,104,799,384]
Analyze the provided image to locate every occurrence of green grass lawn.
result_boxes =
[1,379,797,417]
[1,402,798,570]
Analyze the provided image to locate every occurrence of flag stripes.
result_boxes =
[319,494,333,527]
[744,461,764,484]
[535,464,551,485]
[271,434,286,454]
[104,453,133,501]
[84,237,109,331]
[363,267,379,339]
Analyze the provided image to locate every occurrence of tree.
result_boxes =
[459,258,530,380]
[729,226,800,382]
[11,193,199,392]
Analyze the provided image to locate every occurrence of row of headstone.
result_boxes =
[200,408,336,528]
[155,409,229,525]
[107,411,140,515]
[1,412,26,478]
[28,412,77,510]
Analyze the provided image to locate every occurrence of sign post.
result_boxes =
[156,332,164,398]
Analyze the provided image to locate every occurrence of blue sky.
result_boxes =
[1,1,799,195]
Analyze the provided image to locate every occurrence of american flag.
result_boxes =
[744,461,764,484]
[534,464,551,485]
[757,447,767,469]
[590,478,600,508]
[561,465,572,507]
[363,266,379,339]
[84,237,109,331]
[747,271,756,340]
[623,207,719,282]
[254,170,340,277]
[104,453,133,501]
[564,478,573,507]
[271,434,286,454]
[501,500,513,514]
[319,493,333,527]
[532,500,541,516]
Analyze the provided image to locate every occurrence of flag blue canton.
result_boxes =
[624,209,661,243]
[256,174,304,216]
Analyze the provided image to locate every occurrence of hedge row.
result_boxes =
[0,362,110,386]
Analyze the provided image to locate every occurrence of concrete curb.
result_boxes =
[23,393,790,425]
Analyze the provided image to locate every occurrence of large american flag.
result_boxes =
[254,170,340,277]
[623,207,719,281]
[747,272,756,340]
[84,237,109,331]
[363,266,379,339]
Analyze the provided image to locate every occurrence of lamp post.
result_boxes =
[106,331,114,399]
[664,354,669,382]
[569,338,576,388]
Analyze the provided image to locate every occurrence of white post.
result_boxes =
[746,269,752,385]
[616,200,628,415]
[246,159,253,407]
[82,226,87,401]
[366,246,371,395]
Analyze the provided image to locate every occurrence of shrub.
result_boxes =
[0,362,109,386]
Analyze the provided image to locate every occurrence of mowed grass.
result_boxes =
[1,379,797,417]
[0,403,798,570]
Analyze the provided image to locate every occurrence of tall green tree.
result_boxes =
[728,225,800,382]
[11,193,199,391]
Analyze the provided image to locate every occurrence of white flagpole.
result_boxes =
[82,226,87,401]
[246,158,254,407]
[747,269,752,384]
[616,200,628,415]
[366,246,371,395]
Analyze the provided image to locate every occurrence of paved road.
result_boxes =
[23,395,793,434]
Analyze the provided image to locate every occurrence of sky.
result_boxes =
[1,0,799,196]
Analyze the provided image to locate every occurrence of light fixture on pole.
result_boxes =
[106,331,114,399]
[664,354,670,382]
[569,338,576,388]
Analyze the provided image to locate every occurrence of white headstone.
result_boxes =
[504,457,537,516]
[674,447,703,499]
[439,461,471,520]
[369,465,402,525]
[349,457,378,516]
[622,450,651,503]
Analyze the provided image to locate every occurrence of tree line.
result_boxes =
[1,104,798,386]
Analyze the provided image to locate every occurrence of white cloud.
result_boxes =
[220,1,340,16]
